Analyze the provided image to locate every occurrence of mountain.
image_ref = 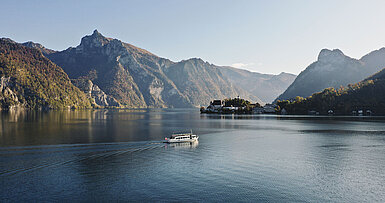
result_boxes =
[46,30,263,107]
[0,38,92,109]
[48,30,176,108]
[219,66,296,103]
[359,47,385,73]
[164,58,262,105]
[277,67,385,115]
[276,48,385,102]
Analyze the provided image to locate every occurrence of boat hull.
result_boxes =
[164,137,199,143]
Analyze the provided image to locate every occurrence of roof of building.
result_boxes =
[212,100,222,105]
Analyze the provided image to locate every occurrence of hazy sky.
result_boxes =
[2,0,385,74]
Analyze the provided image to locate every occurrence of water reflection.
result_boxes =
[164,141,199,149]
[0,109,195,147]
[2,109,385,202]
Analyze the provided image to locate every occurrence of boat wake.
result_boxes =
[0,141,164,177]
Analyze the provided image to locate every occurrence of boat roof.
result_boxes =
[171,133,193,137]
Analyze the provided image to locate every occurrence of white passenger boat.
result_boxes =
[164,130,199,143]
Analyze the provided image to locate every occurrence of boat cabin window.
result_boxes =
[172,134,195,139]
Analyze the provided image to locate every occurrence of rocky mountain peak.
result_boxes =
[92,29,100,36]
[79,29,110,49]
[317,48,345,62]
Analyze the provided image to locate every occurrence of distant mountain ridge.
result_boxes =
[37,30,295,107]
[219,66,296,103]
[276,48,385,102]
[164,58,263,105]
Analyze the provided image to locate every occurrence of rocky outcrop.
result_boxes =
[71,78,120,107]
[0,76,21,109]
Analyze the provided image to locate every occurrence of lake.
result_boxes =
[1,109,385,202]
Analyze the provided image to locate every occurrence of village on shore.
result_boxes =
[201,97,374,116]
[200,97,280,114]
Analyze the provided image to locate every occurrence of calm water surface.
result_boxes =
[1,109,385,202]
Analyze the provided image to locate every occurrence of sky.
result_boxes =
[2,0,385,75]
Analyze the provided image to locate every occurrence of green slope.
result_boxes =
[0,38,92,109]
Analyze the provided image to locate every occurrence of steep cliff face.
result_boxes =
[0,76,20,108]
[71,78,120,107]
[0,38,92,109]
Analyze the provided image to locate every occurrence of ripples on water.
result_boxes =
[1,109,385,202]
